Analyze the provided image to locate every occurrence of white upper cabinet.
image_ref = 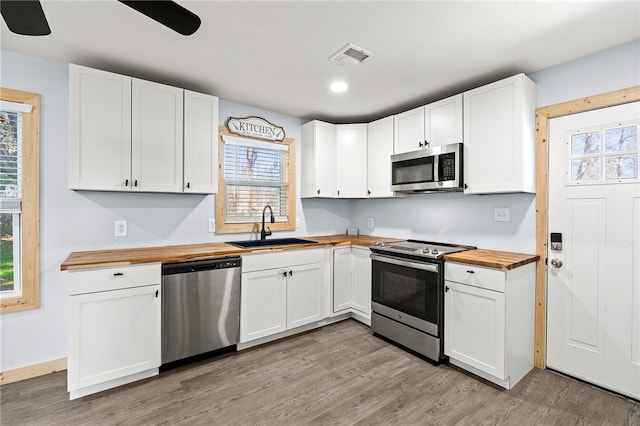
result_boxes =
[367,116,394,198]
[301,120,338,198]
[336,123,368,198]
[131,79,184,193]
[183,90,219,194]
[394,105,425,154]
[69,64,132,191]
[424,94,463,148]
[69,64,218,194]
[463,74,536,194]
[394,94,463,154]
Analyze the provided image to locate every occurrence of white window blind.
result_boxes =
[223,135,289,223]
[0,111,22,202]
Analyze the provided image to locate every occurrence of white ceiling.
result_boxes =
[2,1,639,123]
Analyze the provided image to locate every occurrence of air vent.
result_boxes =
[329,43,375,66]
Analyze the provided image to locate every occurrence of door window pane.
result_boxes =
[571,131,600,155]
[605,125,637,153]
[571,158,601,182]
[605,155,638,180]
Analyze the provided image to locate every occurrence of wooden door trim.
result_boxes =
[534,85,640,368]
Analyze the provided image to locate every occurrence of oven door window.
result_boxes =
[372,258,439,325]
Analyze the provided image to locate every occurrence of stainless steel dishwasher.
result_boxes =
[161,257,241,365]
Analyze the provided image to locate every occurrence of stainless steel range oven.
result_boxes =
[370,240,475,362]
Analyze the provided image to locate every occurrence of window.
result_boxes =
[216,128,295,234]
[0,88,40,314]
[570,123,638,183]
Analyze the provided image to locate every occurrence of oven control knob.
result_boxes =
[431,249,439,255]
[374,241,385,247]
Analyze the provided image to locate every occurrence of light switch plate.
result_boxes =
[494,207,511,222]
[208,218,215,233]
[367,218,374,228]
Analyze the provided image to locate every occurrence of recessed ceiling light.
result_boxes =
[330,81,348,93]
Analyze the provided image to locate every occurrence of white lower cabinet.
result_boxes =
[444,261,535,389]
[331,246,371,320]
[67,264,161,400]
[240,248,329,344]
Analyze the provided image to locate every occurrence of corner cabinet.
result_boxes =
[463,74,536,194]
[444,261,535,389]
[331,246,372,322]
[367,116,394,198]
[394,94,463,154]
[336,124,368,198]
[240,248,330,343]
[300,120,337,198]
[69,64,218,194]
[67,263,161,400]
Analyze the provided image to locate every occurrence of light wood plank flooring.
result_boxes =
[2,320,639,425]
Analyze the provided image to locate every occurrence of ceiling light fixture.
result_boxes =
[330,81,348,93]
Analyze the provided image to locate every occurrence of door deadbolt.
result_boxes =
[551,258,563,268]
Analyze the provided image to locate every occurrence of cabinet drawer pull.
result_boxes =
[134,180,138,187]
[125,179,129,187]
[155,290,159,298]
[113,272,124,276]
[186,182,190,189]
[466,270,475,274]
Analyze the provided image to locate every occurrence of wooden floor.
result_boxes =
[2,320,639,425]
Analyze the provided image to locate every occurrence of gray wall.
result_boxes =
[1,39,638,372]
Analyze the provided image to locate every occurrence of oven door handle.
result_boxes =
[370,254,439,273]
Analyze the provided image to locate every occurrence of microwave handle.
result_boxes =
[433,153,440,183]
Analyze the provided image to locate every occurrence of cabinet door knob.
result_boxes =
[125,179,129,187]
[464,183,468,190]
[186,182,190,189]
[337,190,340,196]
[289,270,293,276]
[282,271,287,278]
[155,290,159,298]
[317,189,320,195]
[418,141,423,148]
[425,140,429,147]
[134,180,138,187]
[445,286,449,292]
[367,190,371,195]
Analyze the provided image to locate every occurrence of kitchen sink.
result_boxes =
[226,237,318,249]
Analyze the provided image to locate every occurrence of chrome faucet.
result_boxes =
[260,205,275,240]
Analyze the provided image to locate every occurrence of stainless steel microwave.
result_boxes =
[390,143,463,193]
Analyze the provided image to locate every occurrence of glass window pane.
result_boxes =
[0,213,15,292]
[0,111,22,199]
[604,154,638,180]
[571,131,600,156]
[571,158,601,182]
[605,125,638,153]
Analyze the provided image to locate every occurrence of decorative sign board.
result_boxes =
[226,116,286,141]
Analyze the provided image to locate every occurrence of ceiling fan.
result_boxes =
[0,0,201,36]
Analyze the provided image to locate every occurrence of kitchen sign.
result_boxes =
[226,116,286,141]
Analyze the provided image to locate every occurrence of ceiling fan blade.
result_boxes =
[118,1,201,36]
[1,0,51,36]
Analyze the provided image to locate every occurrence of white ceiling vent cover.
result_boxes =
[329,43,375,66]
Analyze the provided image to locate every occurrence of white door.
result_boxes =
[183,90,218,194]
[424,93,463,148]
[547,101,640,400]
[394,105,425,154]
[367,116,394,198]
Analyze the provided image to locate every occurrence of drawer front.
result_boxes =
[242,248,328,273]
[68,263,161,295]
[445,262,505,293]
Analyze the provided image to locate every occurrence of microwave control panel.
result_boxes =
[439,152,456,181]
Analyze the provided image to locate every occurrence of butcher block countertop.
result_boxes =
[444,248,539,270]
[60,235,401,271]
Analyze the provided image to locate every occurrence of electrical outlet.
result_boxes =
[494,207,511,222]
[114,220,128,237]
[367,217,374,228]
[208,218,215,233]
[296,218,301,228]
